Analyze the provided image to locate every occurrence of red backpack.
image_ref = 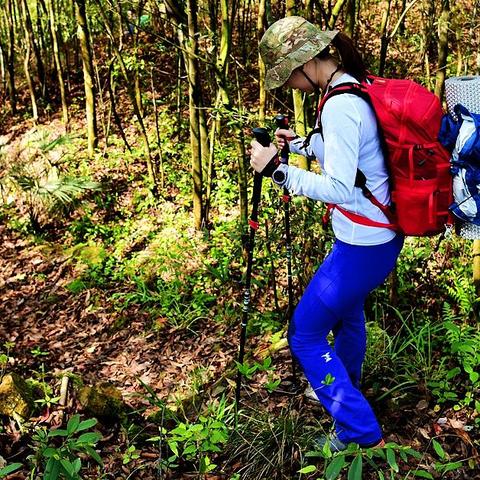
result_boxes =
[313,75,453,236]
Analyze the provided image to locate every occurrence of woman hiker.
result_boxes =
[249,16,404,452]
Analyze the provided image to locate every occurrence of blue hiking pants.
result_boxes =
[288,234,403,446]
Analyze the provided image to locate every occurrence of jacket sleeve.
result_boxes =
[282,95,362,204]
[288,134,325,163]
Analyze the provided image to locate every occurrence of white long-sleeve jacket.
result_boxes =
[275,73,396,246]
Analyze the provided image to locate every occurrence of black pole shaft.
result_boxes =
[275,115,298,388]
[235,128,271,407]
[235,172,262,405]
[275,115,293,317]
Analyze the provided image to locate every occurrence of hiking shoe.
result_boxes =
[315,435,385,453]
[315,434,347,453]
[304,384,320,403]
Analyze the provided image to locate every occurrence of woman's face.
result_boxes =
[285,59,317,93]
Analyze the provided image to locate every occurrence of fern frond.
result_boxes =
[37,175,101,207]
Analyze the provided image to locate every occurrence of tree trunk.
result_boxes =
[185,0,204,229]
[74,0,98,157]
[206,0,234,225]
[420,0,435,89]
[328,0,348,28]
[151,67,165,189]
[107,59,131,153]
[0,44,6,96]
[176,50,182,135]
[399,0,407,35]
[434,0,449,99]
[257,0,266,123]
[20,0,38,123]
[344,0,355,38]
[5,0,16,114]
[47,0,68,126]
[473,240,480,297]
[235,69,248,225]
[36,0,52,98]
[286,1,309,170]
[378,0,392,76]
[455,18,462,76]
[116,0,123,50]
[23,0,46,100]
[96,2,158,189]
[133,0,146,118]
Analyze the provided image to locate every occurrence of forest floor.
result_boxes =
[0,110,479,478]
[0,198,478,478]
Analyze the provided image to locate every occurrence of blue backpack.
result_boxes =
[440,104,480,225]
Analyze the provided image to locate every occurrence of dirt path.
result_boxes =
[0,223,240,411]
[1,223,478,478]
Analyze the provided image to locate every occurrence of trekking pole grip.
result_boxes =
[275,114,290,160]
[250,127,271,214]
[252,127,271,147]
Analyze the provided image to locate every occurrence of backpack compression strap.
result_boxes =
[322,170,398,230]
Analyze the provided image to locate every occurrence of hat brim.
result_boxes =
[264,30,339,90]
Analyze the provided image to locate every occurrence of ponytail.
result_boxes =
[318,32,367,82]
[331,32,367,82]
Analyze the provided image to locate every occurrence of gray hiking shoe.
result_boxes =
[304,384,320,403]
[315,434,385,452]
[315,434,347,453]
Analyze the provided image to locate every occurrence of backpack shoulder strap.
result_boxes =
[303,82,370,149]
[304,82,396,225]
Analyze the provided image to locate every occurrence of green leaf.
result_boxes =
[325,455,346,480]
[43,448,57,458]
[59,459,75,476]
[386,448,399,472]
[298,465,317,474]
[405,448,422,459]
[67,414,81,435]
[77,418,97,432]
[48,429,69,437]
[168,440,179,456]
[73,458,81,473]
[413,470,434,479]
[77,432,101,444]
[85,446,104,466]
[321,373,336,385]
[438,461,463,473]
[432,439,446,460]
[469,371,479,383]
[446,367,461,380]
[45,458,60,480]
[0,463,23,478]
[347,454,363,480]
[457,344,475,353]
[183,444,197,456]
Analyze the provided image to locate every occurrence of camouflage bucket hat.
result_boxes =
[259,16,338,90]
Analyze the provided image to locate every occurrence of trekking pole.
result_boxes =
[235,127,272,408]
[275,114,299,390]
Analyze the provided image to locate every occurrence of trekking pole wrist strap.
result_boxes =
[261,153,281,177]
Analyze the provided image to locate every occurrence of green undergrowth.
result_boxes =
[1,104,479,478]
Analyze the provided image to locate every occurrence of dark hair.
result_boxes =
[318,32,367,82]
